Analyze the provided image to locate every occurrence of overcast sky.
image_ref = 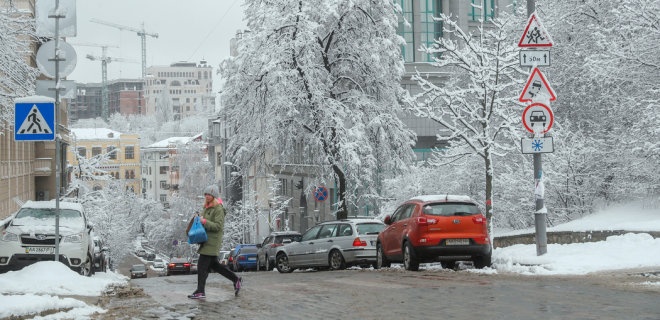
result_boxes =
[66,0,246,91]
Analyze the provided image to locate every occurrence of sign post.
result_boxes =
[518,6,554,256]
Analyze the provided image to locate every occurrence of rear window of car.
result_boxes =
[132,265,146,271]
[239,247,258,254]
[422,202,481,216]
[356,223,385,235]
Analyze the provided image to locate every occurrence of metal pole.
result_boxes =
[51,0,62,262]
[527,0,547,256]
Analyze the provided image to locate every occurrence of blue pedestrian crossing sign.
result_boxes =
[14,97,56,141]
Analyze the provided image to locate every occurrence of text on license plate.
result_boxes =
[248,257,256,261]
[25,246,54,254]
[446,239,470,246]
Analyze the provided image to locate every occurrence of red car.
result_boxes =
[376,195,491,271]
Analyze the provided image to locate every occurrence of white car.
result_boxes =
[151,258,167,276]
[0,200,95,276]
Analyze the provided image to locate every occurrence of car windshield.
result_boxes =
[356,223,385,235]
[12,208,83,227]
[422,203,481,216]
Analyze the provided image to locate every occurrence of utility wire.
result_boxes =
[187,0,241,61]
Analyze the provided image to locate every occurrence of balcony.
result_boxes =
[34,158,52,176]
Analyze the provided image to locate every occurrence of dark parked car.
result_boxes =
[257,231,302,271]
[129,264,147,279]
[233,246,258,272]
[376,195,492,271]
[274,218,385,273]
[167,257,191,275]
[92,235,109,273]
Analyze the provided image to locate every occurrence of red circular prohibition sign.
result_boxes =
[522,102,554,134]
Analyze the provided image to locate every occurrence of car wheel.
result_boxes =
[79,253,94,277]
[375,242,390,269]
[473,254,492,269]
[275,253,294,273]
[403,242,420,271]
[328,250,345,270]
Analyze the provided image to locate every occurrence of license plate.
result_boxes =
[25,246,54,254]
[446,239,470,246]
[248,257,256,261]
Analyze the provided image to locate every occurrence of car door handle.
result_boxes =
[327,240,333,242]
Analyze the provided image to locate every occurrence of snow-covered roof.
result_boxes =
[71,128,122,140]
[144,133,204,149]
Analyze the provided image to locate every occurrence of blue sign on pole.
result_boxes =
[14,101,55,141]
[313,186,329,202]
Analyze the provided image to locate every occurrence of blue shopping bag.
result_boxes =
[187,216,208,244]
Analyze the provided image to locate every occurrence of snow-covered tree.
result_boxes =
[538,0,660,210]
[220,0,416,219]
[405,13,525,222]
[0,5,39,131]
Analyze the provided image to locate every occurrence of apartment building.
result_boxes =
[70,79,145,122]
[67,128,141,194]
[141,134,203,206]
[0,0,73,219]
[144,61,215,120]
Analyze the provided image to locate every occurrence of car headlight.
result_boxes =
[62,233,83,243]
[1,231,19,242]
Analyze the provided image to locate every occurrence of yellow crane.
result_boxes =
[89,18,158,79]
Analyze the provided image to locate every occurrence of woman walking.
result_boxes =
[188,185,242,299]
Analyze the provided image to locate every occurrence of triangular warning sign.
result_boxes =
[518,12,553,47]
[17,104,53,134]
[519,67,556,102]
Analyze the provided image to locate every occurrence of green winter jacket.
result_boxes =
[198,198,225,256]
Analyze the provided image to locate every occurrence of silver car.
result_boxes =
[274,218,385,273]
[257,231,302,271]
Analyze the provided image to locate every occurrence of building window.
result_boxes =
[160,166,168,174]
[397,0,443,62]
[125,146,135,159]
[160,180,167,188]
[159,194,167,202]
[217,152,222,167]
[77,147,86,158]
[278,178,288,196]
[107,145,117,160]
[92,147,102,157]
[469,0,495,21]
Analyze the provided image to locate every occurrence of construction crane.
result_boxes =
[89,18,158,79]
[71,42,136,120]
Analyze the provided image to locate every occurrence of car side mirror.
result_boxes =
[256,244,262,248]
[384,216,392,225]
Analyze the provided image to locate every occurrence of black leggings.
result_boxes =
[196,254,239,293]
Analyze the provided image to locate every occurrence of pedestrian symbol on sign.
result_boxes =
[17,105,52,134]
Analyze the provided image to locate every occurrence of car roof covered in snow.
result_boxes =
[21,200,84,211]
[409,195,474,203]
